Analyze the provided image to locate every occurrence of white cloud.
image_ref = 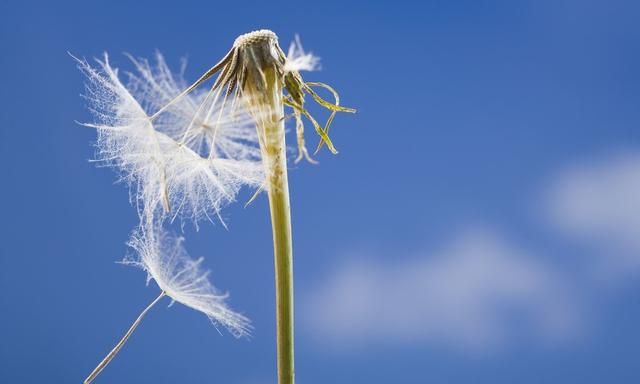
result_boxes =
[302,229,580,352]
[303,151,640,352]
[544,152,640,276]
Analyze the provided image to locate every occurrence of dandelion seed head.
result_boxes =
[233,29,278,48]
[125,219,251,337]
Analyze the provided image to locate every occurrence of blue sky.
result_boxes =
[1,0,640,383]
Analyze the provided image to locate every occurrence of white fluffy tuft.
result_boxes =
[284,35,321,73]
[78,53,264,223]
[125,218,251,337]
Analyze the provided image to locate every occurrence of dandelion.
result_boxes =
[179,30,354,384]
[77,29,354,384]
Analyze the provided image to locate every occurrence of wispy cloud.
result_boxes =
[303,151,640,353]
[544,152,640,278]
[302,229,580,352]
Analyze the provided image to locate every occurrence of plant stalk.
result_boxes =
[267,145,295,384]
[248,65,295,384]
[239,34,296,384]
[264,72,295,384]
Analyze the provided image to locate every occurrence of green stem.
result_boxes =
[262,69,295,384]
[267,153,295,384]
[240,40,295,384]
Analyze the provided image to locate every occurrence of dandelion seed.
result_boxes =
[127,217,251,336]
[284,34,321,73]
[76,54,264,223]
[83,217,249,384]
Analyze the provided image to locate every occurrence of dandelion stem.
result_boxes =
[245,63,296,383]
[84,291,166,384]
[264,69,296,384]
[267,148,295,384]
